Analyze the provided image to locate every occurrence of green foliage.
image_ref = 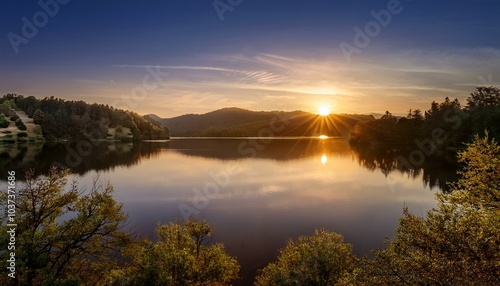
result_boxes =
[452,132,500,208]
[15,118,27,130]
[123,218,240,286]
[2,94,169,141]
[2,99,17,110]
[0,168,132,286]
[17,131,28,137]
[0,114,9,128]
[0,102,13,116]
[255,229,358,286]
[361,134,500,285]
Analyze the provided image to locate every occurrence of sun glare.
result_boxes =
[321,154,328,165]
[318,105,330,116]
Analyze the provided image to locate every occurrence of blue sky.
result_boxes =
[1,0,500,117]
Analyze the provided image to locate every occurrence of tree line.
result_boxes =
[1,133,499,285]
[0,94,169,141]
[350,87,500,150]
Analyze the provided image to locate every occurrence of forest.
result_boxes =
[0,94,169,141]
[350,87,500,150]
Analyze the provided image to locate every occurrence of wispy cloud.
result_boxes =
[19,47,498,117]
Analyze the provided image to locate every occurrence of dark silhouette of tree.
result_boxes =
[32,109,45,124]
[467,86,500,109]
[349,87,500,148]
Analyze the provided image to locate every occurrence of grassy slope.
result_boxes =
[0,111,43,142]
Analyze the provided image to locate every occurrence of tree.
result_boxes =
[0,168,131,286]
[10,113,19,121]
[123,218,240,286]
[0,102,13,116]
[32,109,45,125]
[410,109,423,120]
[0,114,9,128]
[380,111,397,123]
[255,229,358,286]
[362,133,500,285]
[467,86,500,109]
[15,118,27,131]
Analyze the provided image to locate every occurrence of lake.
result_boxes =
[0,138,459,284]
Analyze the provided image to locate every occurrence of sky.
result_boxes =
[1,0,500,118]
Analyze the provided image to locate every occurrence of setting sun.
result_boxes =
[318,105,330,116]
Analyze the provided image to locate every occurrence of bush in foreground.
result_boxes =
[0,168,131,286]
[255,229,358,285]
[122,218,240,286]
[360,133,500,285]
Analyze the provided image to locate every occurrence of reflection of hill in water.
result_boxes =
[166,138,353,160]
[0,139,459,191]
[351,144,459,191]
[0,142,162,179]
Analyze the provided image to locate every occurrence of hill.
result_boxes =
[150,108,374,137]
[0,94,169,141]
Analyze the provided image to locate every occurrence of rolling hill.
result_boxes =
[149,108,374,137]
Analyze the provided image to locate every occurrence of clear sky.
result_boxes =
[1,0,500,117]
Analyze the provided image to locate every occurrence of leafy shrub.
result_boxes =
[0,115,9,128]
[17,132,28,138]
[2,130,11,134]
[15,118,27,131]
[10,113,19,121]
[255,229,358,285]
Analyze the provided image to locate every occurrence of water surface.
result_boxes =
[0,138,458,284]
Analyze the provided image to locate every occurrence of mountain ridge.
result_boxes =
[148,108,374,137]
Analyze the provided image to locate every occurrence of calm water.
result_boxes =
[0,138,459,284]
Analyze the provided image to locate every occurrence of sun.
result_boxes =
[318,105,330,116]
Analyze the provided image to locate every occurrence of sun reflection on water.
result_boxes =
[321,154,328,165]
